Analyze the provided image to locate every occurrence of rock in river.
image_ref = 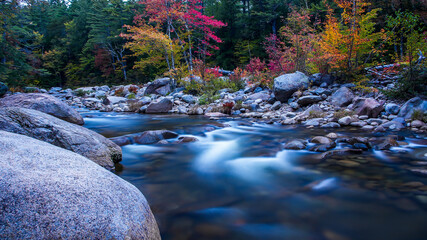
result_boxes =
[0,93,84,125]
[0,130,160,240]
[0,107,121,170]
[146,98,173,113]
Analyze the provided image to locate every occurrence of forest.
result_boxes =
[1,0,426,94]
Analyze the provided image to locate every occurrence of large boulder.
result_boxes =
[0,107,121,170]
[273,71,309,102]
[146,98,173,113]
[144,77,172,96]
[330,87,354,107]
[0,93,84,125]
[0,82,8,97]
[0,130,160,240]
[352,97,384,118]
[398,97,427,119]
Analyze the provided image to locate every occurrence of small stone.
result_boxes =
[338,116,352,126]
[326,133,338,139]
[283,140,306,150]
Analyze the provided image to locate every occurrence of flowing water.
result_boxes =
[82,111,427,240]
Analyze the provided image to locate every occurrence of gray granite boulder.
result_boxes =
[0,93,84,125]
[398,97,427,119]
[352,97,384,118]
[273,72,309,102]
[330,87,354,107]
[145,77,172,96]
[146,98,173,113]
[0,130,160,240]
[0,107,121,170]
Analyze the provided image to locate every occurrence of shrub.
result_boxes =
[115,87,124,96]
[128,85,138,94]
[308,110,325,119]
[383,66,427,99]
[333,109,356,119]
[411,109,427,122]
[127,93,136,99]
[75,89,88,97]
[223,102,234,115]
[229,67,247,91]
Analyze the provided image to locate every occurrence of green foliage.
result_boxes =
[308,110,326,119]
[127,93,136,99]
[384,66,427,99]
[75,89,88,97]
[333,109,356,119]
[411,110,427,122]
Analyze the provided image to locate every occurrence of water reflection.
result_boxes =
[83,111,427,240]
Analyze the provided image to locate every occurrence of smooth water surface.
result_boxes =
[82,111,427,240]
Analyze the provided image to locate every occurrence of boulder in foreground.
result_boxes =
[0,93,84,125]
[0,107,121,170]
[0,130,160,240]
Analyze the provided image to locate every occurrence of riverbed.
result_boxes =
[82,111,427,240]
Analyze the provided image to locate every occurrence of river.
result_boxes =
[82,111,427,240]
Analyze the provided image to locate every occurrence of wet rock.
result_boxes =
[374,137,399,150]
[134,130,179,145]
[353,143,369,150]
[310,136,336,152]
[0,93,84,125]
[283,140,306,150]
[361,125,375,130]
[273,71,309,102]
[110,136,133,146]
[330,87,354,107]
[146,98,173,113]
[321,122,341,128]
[385,103,400,115]
[411,120,425,128]
[326,133,338,139]
[176,136,199,143]
[144,77,171,96]
[380,120,405,131]
[312,136,334,145]
[0,82,8,97]
[352,97,384,118]
[0,130,160,240]
[0,107,121,170]
[350,121,367,127]
[338,116,353,126]
[296,95,322,106]
[398,97,427,119]
[310,144,336,152]
[337,160,360,167]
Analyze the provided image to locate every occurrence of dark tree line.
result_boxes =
[0,0,425,88]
